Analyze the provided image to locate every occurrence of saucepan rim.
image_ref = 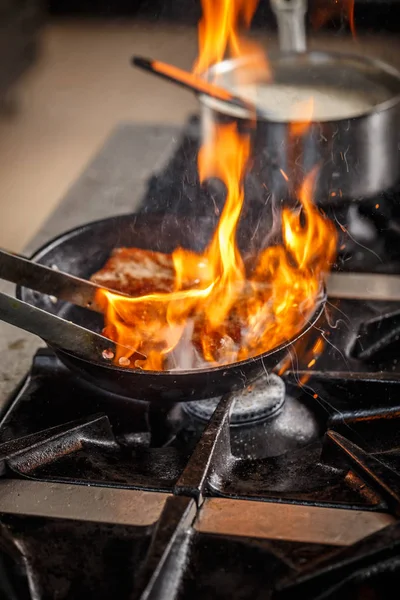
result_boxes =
[199,50,400,124]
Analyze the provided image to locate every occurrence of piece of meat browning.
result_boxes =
[90,247,174,296]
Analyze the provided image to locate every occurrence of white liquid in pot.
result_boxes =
[203,82,388,121]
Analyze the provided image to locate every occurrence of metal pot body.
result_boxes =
[200,52,400,203]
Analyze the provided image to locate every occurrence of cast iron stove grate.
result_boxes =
[1,303,400,600]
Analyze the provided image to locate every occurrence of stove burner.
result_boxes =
[184,374,285,426]
[182,374,313,460]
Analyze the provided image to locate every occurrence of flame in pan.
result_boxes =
[96,0,337,371]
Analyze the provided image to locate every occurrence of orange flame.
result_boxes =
[289,97,315,138]
[97,123,251,370]
[96,0,337,372]
[96,155,336,370]
[194,0,257,73]
[194,0,270,84]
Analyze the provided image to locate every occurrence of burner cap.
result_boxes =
[184,374,285,426]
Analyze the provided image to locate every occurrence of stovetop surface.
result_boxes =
[1,117,400,600]
[1,340,400,600]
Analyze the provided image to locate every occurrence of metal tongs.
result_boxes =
[0,248,135,363]
[2,248,400,364]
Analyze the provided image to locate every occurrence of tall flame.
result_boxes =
[194,0,262,74]
[96,0,337,371]
[194,0,270,86]
[97,123,252,370]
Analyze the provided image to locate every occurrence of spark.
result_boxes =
[279,168,289,182]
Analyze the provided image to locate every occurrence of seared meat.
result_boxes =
[90,247,174,296]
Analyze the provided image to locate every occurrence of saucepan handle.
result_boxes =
[270,0,307,53]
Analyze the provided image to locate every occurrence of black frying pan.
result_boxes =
[18,213,324,403]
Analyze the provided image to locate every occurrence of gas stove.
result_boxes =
[1,117,400,600]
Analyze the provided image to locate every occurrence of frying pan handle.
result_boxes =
[270,0,307,53]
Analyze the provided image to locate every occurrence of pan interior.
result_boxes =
[19,214,324,375]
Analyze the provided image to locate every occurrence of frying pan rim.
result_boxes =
[199,50,400,124]
[18,212,326,378]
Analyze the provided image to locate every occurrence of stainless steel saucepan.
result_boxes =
[199,0,400,203]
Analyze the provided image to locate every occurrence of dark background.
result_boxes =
[46,0,400,32]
